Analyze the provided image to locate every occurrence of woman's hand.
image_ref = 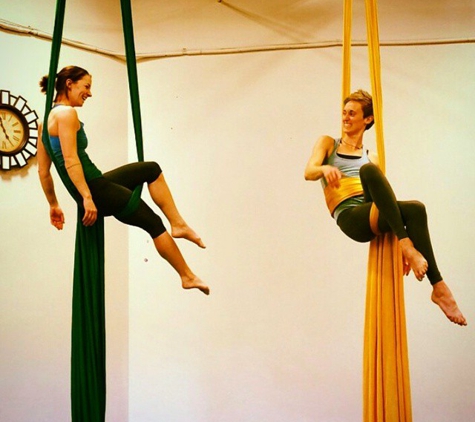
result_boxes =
[50,205,65,230]
[82,196,98,226]
[322,165,342,189]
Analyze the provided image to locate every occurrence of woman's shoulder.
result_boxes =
[309,135,338,165]
[50,105,80,127]
[51,105,77,118]
[315,135,338,151]
[318,135,337,144]
[318,135,339,155]
[48,106,80,136]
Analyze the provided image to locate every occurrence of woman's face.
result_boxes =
[67,74,92,107]
[342,101,373,134]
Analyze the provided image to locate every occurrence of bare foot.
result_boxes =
[431,281,467,326]
[172,224,206,248]
[182,275,210,295]
[400,238,428,281]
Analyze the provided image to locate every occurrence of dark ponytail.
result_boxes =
[39,65,90,100]
[39,75,49,94]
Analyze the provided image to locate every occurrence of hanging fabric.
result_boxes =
[342,0,352,102]
[342,1,413,421]
[42,1,106,421]
[42,0,143,420]
[117,0,145,218]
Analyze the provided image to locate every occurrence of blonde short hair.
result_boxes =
[343,89,374,130]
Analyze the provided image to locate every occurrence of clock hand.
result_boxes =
[0,116,10,140]
[0,116,15,147]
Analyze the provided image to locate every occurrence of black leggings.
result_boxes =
[337,163,442,284]
[88,162,166,239]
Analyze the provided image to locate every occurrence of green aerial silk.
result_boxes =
[42,0,144,420]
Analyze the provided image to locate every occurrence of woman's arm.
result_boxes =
[37,122,65,230]
[304,135,342,188]
[56,107,97,226]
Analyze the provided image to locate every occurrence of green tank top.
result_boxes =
[49,122,102,181]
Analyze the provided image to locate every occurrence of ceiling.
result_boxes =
[1,0,474,59]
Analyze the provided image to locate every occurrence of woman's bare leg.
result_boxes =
[148,174,205,248]
[431,281,466,326]
[399,238,428,281]
[153,231,209,295]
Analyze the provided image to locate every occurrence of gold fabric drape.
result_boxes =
[324,177,363,216]
[342,1,413,420]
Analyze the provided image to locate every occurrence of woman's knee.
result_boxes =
[402,200,427,222]
[143,161,162,183]
[359,163,384,185]
[360,162,380,178]
[117,200,166,238]
[409,200,426,214]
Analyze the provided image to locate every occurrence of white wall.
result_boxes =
[128,44,475,421]
[1,2,475,421]
[0,32,129,422]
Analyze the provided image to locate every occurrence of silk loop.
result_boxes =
[324,177,364,216]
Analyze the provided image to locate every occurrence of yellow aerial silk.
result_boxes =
[324,177,363,216]
[342,1,413,420]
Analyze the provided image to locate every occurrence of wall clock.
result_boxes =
[0,90,39,171]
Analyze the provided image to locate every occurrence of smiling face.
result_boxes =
[342,100,373,135]
[66,75,92,107]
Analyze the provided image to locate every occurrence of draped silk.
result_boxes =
[342,1,413,421]
[44,0,144,420]
[364,206,412,422]
[323,177,363,216]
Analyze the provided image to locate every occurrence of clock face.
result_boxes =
[0,106,29,155]
[0,90,38,170]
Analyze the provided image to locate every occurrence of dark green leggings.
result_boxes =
[337,163,442,284]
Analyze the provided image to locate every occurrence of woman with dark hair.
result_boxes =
[38,65,210,295]
[304,89,466,325]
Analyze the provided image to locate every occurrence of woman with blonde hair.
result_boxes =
[305,89,465,325]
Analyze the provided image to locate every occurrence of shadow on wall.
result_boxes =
[219,0,337,43]
[0,157,37,181]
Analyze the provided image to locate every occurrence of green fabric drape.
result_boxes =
[70,215,106,421]
[43,0,144,420]
[116,0,145,219]
[43,0,106,420]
